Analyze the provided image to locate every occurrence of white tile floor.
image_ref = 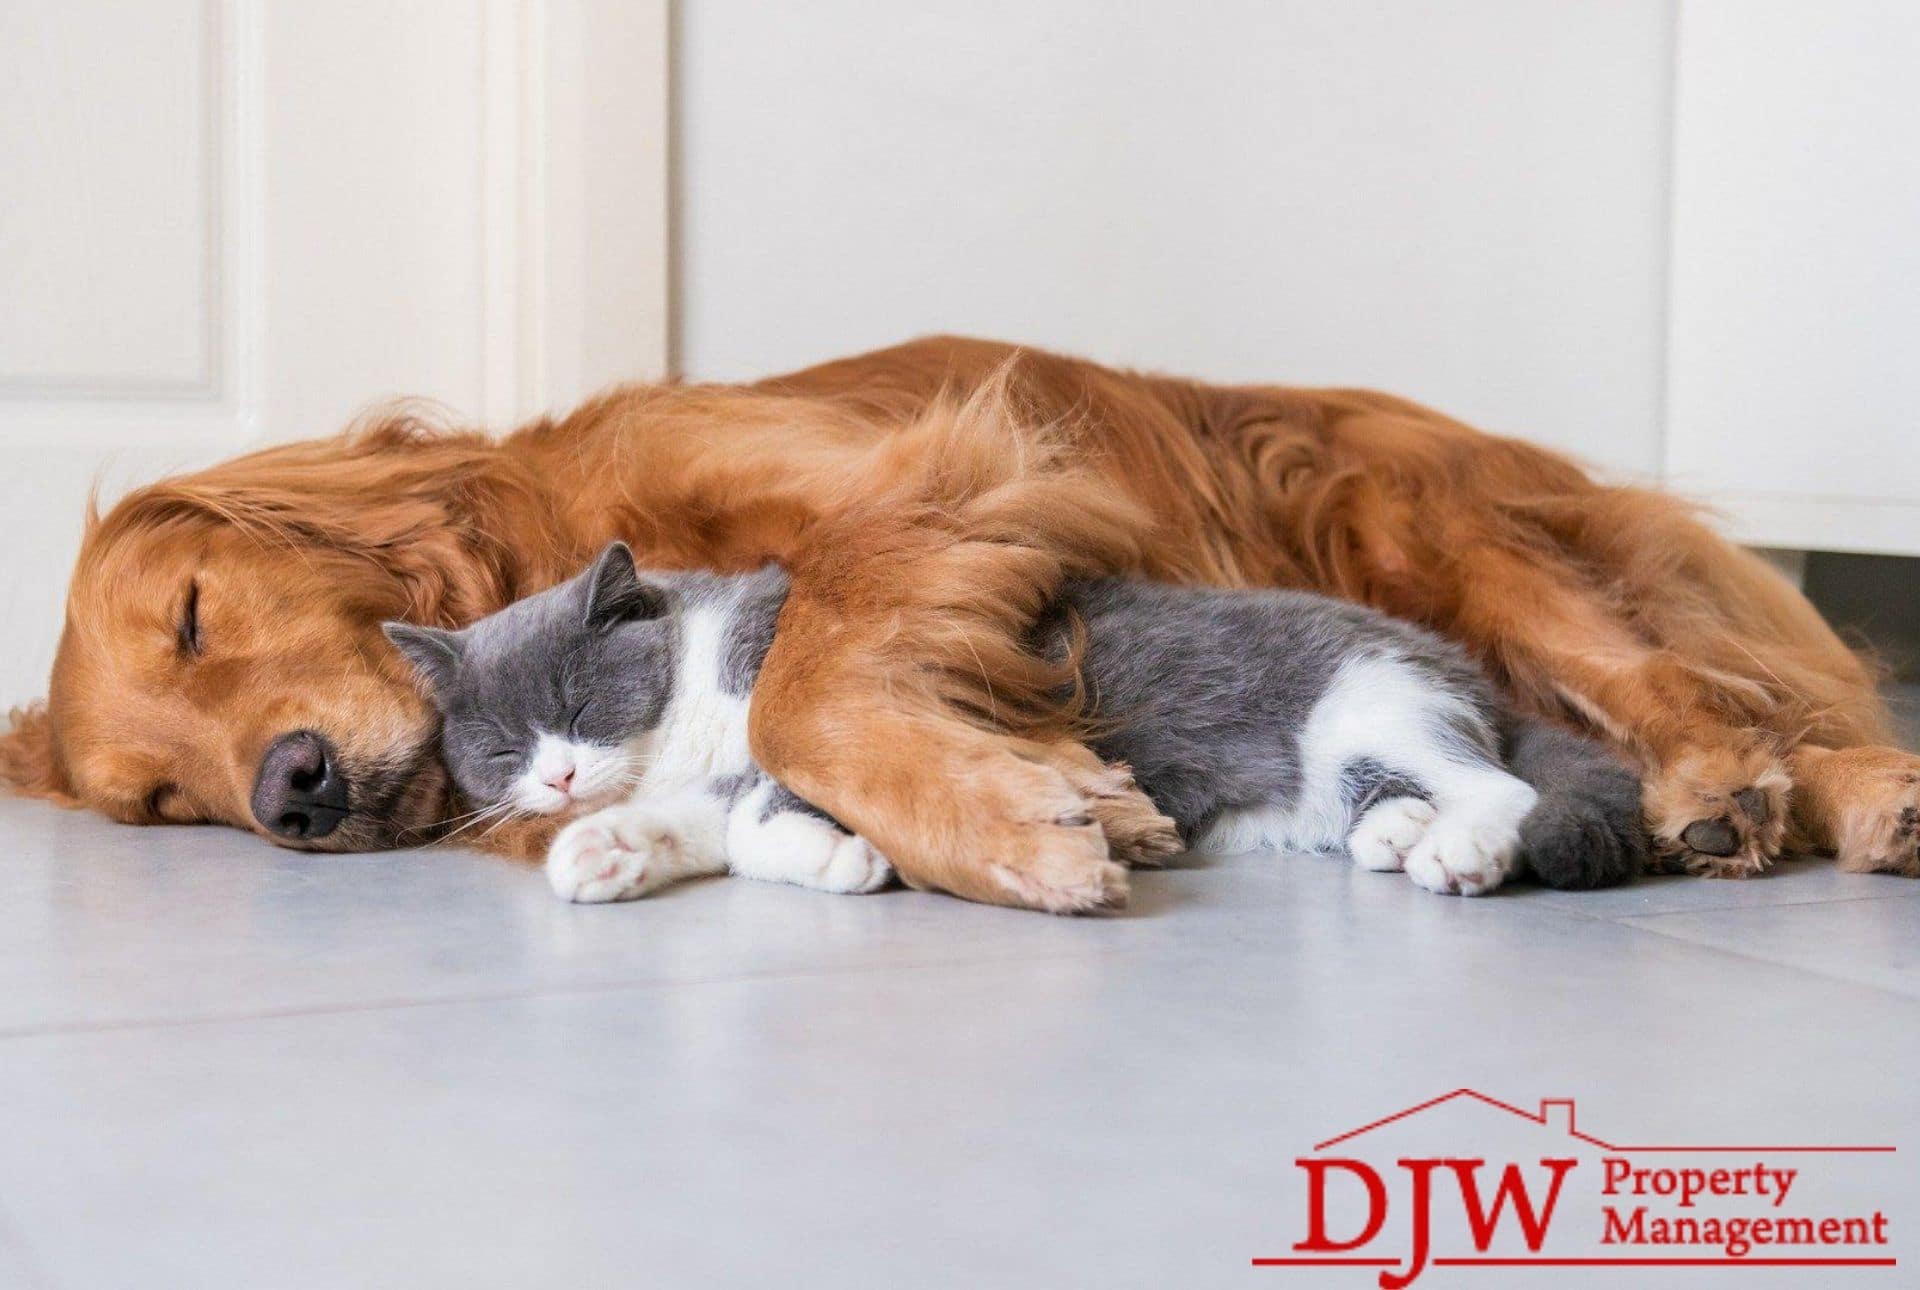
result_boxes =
[0,693,1915,1288]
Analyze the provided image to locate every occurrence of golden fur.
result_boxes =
[6,336,1918,908]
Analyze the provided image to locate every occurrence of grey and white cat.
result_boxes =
[386,543,1646,903]
[386,548,884,902]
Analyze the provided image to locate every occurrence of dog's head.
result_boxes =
[0,414,568,851]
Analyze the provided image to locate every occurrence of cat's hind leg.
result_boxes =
[1403,764,1538,896]
[1347,796,1437,872]
[1302,655,1533,895]
[1341,692,1535,895]
[725,776,894,895]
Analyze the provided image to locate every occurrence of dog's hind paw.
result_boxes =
[1645,743,1790,878]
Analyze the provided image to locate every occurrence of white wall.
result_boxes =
[678,0,1676,478]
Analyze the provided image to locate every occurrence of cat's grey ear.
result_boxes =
[582,542,667,629]
[382,622,466,696]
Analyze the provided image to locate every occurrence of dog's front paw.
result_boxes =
[1064,760,1183,867]
[1802,745,1920,876]
[974,760,1129,913]
[546,807,680,903]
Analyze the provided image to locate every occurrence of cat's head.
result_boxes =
[383,542,676,819]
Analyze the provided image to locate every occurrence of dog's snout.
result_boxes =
[251,730,351,841]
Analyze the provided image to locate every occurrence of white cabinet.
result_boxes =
[680,0,1920,558]
[1667,0,1920,556]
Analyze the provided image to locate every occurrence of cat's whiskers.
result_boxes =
[598,751,655,793]
[401,799,501,844]
[440,811,512,846]
[440,799,521,844]
[478,804,536,841]
[433,800,501,829]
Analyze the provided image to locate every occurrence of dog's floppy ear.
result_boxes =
[582,542,667,629]
[382,622,467,696]
[107,408,569,627]
[0,704,75,804]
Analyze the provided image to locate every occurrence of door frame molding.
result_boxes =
[484,0,672,426]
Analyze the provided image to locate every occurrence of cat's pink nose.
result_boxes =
[545,768,575,794]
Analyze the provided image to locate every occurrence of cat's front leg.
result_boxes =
[547,793,730,903]
[724,776,894,895]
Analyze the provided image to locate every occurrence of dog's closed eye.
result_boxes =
[177,580,201,657]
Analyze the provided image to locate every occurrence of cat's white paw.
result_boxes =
[1347,796,1436,872]
[734,809,895,895]
[546,806,680,903]
[817,833,894,894]
[1404,810,1522,897]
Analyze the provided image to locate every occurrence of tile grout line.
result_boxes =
[0,940,1216,1044]
[1592,889,1920,921]
[1607,915,1920,1004]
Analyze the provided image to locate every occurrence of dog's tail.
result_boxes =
[1504,716,1648,889]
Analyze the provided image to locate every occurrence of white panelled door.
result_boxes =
[0,0,668,706]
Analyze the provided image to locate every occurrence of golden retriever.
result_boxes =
[4,337,1915,910]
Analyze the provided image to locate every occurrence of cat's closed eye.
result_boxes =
[567,700,589,736]
[489,749,518,762]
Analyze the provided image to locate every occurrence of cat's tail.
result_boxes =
[1503,716,1649,890]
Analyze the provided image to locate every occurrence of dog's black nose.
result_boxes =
[251,730,350,841]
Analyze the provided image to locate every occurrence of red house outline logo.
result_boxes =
[1310,1087,1898,1156]
[1256,1088,1898,1282]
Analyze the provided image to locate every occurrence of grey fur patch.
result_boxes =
[759,780,844,830]
[709,771,760,807]
[719,566,788,696]
[1503,716,1648,889]
[1340,757,1428,815]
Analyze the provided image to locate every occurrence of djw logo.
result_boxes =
[1295,1156,1578,1288]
